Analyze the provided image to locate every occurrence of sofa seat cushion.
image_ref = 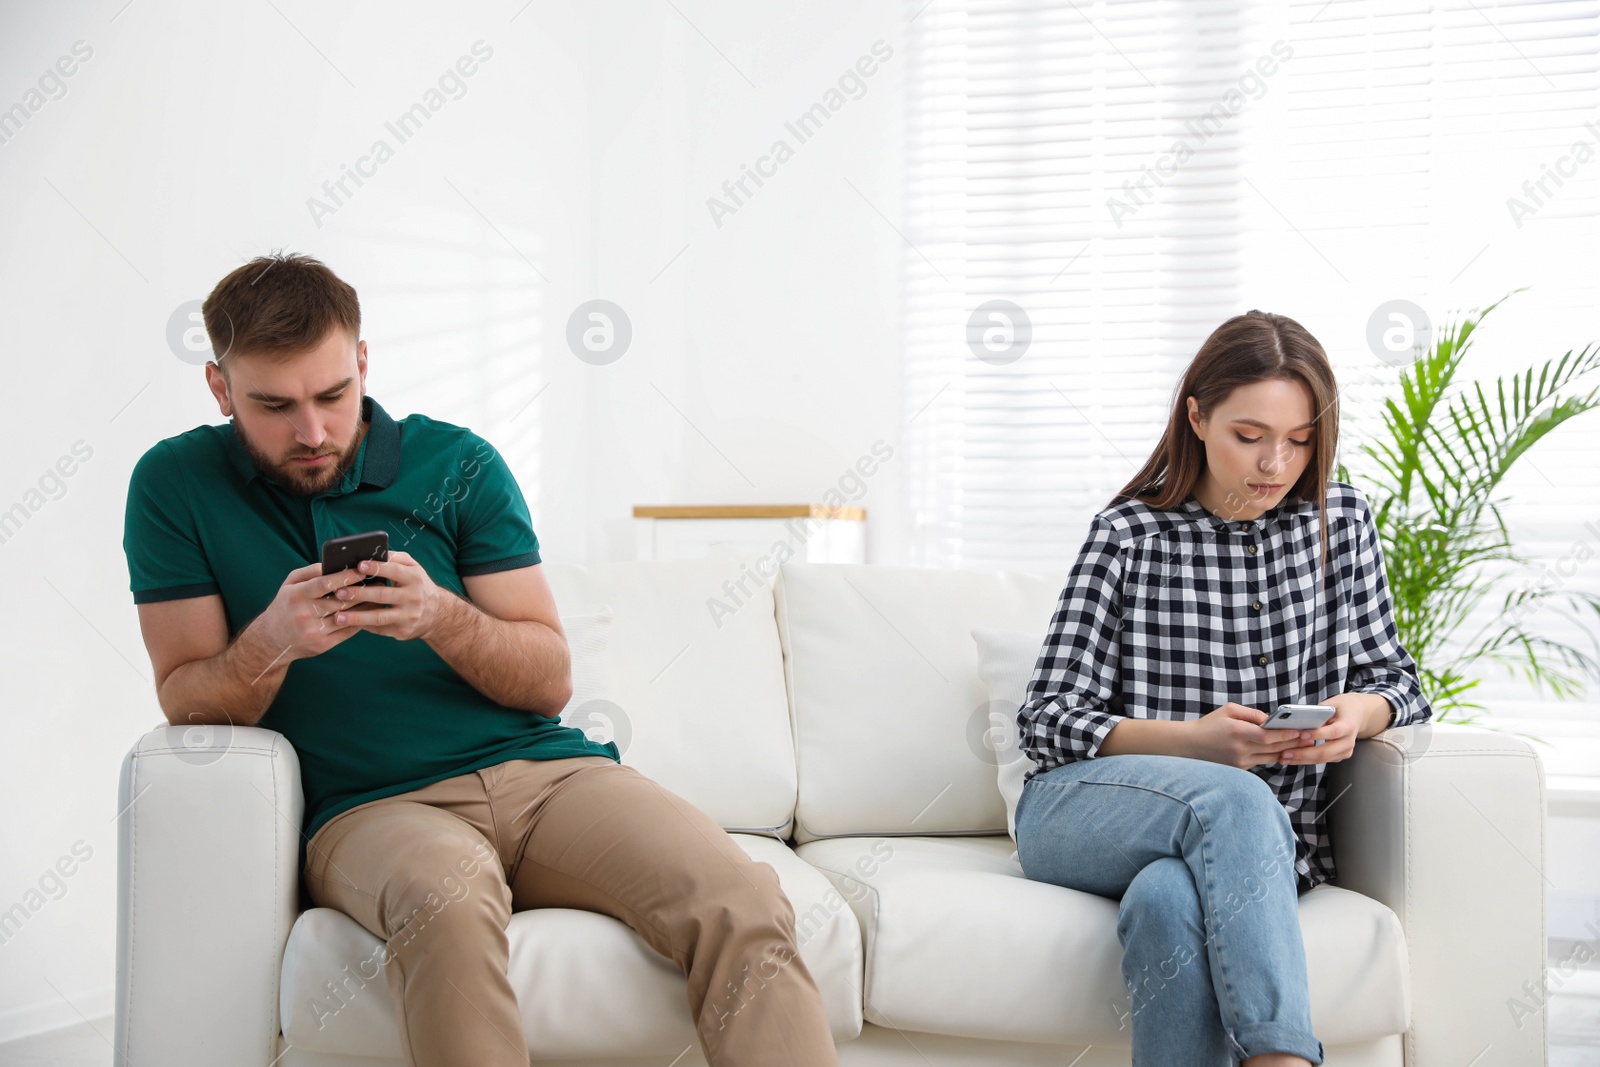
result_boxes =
[794,835,1411,1047]
[279,834,863,1057]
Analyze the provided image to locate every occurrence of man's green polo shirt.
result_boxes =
[122,395,620,869]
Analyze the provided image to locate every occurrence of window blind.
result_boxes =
[904,0,1600,739]
[1236,0,1600,723]
[903,0,1261,573]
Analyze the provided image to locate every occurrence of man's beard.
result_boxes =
[236,413,366,498]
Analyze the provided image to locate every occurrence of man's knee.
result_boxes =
[680,858,799,949]
[378,834,509,939]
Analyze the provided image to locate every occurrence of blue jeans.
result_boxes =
[1015,754,1325,1066]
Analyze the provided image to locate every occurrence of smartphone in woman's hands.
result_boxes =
[1268,704,1334,745]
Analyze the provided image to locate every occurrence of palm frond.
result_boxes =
[1345,289,1600,731]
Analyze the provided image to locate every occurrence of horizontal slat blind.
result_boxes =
[1237,0,1600,714]
[906,0,1600,731]
[904,0,1252,573]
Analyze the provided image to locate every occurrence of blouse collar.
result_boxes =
[1176,490,1317,534]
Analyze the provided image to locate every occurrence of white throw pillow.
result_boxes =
[557,608,615,722]
[970,628,1046,845]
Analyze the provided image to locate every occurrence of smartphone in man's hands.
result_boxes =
[321,530,391,589]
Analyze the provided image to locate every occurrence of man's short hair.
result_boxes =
[203,251,360,379]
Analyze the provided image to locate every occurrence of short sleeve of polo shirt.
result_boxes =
[124,440,221,604]
[455,433,542,576]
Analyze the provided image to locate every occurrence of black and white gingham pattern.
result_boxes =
[1017,480,1433,892]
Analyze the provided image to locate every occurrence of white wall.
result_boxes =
[0,0,908,1038]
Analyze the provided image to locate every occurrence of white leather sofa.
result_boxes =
[115,558,1549,1066]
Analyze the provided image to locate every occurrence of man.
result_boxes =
[122,252,840,1066]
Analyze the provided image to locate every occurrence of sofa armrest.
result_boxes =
[115,724,303,1066]
[1326,721,1547,1067]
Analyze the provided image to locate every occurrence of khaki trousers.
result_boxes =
[303,755,840,1067]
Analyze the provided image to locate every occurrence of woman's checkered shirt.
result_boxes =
[1016,480,1434,892]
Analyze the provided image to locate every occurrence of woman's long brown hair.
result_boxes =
[1109,309,1341,578]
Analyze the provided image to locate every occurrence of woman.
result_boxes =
[1013,310,1433,1067]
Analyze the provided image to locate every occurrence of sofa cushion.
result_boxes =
[775,562,1063,842]
[556,608,614,716]
[542,558,797,835]
[278,833,864,1057]
[971,626,1047,841]
[795,835,1410,1047]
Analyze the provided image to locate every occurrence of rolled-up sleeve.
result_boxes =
[1017,516,1127,770]
[1345,494,1433,730]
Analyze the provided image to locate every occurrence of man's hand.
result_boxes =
[251,561,370,664]
[327,549,448,641]
[1275,691,1386,766]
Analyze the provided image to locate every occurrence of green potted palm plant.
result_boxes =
[1335,291,1600,736]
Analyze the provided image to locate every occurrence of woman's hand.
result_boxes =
[323,549,446,642]
[1184,702,1307,770]
[1274,692,1377,766]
